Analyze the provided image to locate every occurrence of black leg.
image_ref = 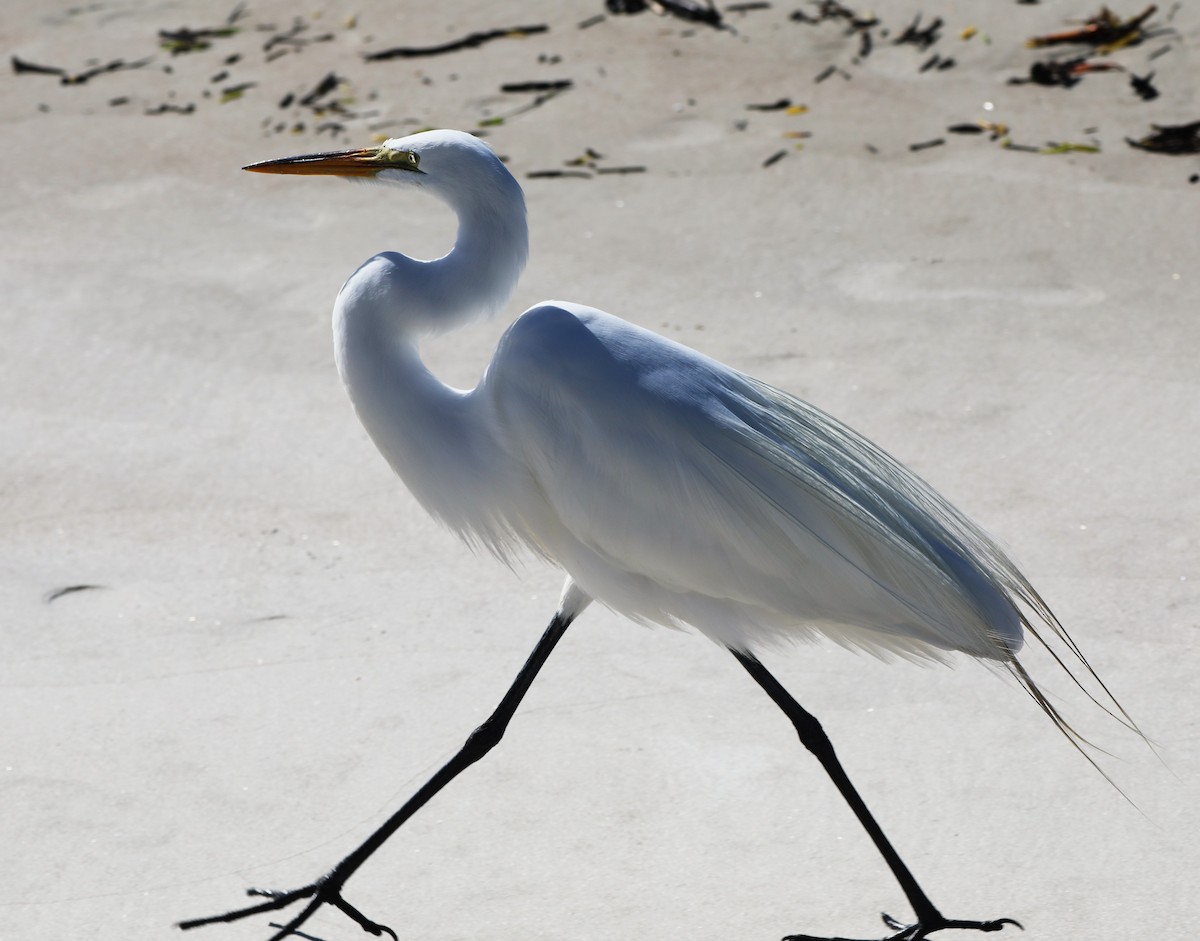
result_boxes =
[180,608,576,941]
[730,648,1021,941]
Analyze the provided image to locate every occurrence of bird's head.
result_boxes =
[247,129,528,330]
[244,129,520,218]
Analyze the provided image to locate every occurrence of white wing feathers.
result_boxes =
[484,303,1139,763]
[489,304,1020,658]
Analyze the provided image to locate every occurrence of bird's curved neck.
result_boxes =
[330,180,528,545]
[397,179,529,336]
[437,200,527,324]
[334,302,504,543]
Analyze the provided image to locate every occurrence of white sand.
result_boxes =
[2,1,1197,939]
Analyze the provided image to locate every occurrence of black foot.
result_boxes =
[178,879,398,941]
[784,910,1023,941]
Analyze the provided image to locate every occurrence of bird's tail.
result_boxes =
[1003,584,1153,803]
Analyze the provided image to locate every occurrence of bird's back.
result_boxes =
[485,303,1030,661]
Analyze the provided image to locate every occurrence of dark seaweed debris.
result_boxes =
[44,584,105,604]
[160,25,239,55]
[1126,119,1200,153]
[299,71,339,107]
[11,54,152,84]
[948,121,1009,140]
[656,0,723,26]
[1009,6,1170,97]
[159,3,247,55]
[262,17,335,59]
[145,102,196,114]
[567,147,605,165]
[11,55,64,76]
[814,64,852,82]
[920,53,955,71]
[605,0,724,28]
[909,137,945,152]
[894,14,943,50]
[528,145,647,179]
[790,0,872,25]
[527,169,592,179]
[790,1,878,58]
[501,80,574,93]
[272,71,368,130]
[1026,4,1157,48]
[1129,70,1159,99]
[220,82,256,103]
[747,98,793,111]
[1009,55,1121,87]
[364,25,548,61]
[480,81,572,128]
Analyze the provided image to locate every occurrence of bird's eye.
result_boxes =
[376,148,421,171]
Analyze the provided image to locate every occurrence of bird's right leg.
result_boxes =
[179,597,581,941]
[731,649,1021,941]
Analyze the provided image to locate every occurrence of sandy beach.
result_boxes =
[3,1,1198,939]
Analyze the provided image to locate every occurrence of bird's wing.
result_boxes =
[487,303,1042,660]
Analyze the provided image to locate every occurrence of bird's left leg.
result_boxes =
[730,648,1021,941]
[179,589,584,941]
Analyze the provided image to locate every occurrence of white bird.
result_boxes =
[181,129,1135,941]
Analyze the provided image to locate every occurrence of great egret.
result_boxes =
[181,129,1134,941]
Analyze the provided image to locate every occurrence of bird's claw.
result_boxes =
[331,892,399,940]
[784,910,1023,941]
[248,887,299,900]
[179,878,396,941]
